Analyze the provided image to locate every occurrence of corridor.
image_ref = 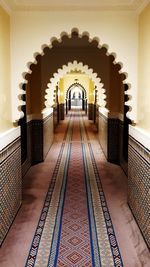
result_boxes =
[0,110,149,267]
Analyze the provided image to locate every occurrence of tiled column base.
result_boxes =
[22,112,54,174]
[98,111,122,164]
[88,103,94,120]
[0,137,22,245]
[21,121,32,176]
[108,118,120,163]
[32,120,43,163]
[31,113,54,163]
[53,105,59,129]
[128,135,150,247]
[119,121,128,175]
[59,103,65,120]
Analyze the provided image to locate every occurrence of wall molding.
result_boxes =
[129,125,150,150]
[0,127,20,151]
[27,108,53,122]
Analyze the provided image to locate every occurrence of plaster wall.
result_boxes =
[138,3,150,133]
[0,6,12,132]
[58,78,64,104]
[89,79,95,104]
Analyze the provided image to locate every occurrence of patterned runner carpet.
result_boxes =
[25,111,123,267]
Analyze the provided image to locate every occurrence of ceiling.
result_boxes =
[1,0,150,12]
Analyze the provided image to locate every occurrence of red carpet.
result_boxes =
[56,113,92,266]
[25,111,123,267]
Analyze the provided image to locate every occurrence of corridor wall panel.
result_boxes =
[31,113,54,163]
[0,137,21,245]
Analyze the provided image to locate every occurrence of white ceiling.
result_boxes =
[1,0,150,12]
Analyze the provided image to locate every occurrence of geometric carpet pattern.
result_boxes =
[25,111,123,267]
[56,113,92,266]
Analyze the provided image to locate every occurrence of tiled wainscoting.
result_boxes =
[128,129,150,248]
[0,135,22,245]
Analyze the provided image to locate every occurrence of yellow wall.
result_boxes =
[58,73,95,103]
[58,78,64,104]
[138,3,150,132]
[0,6,12,132]
[63,73,91,101]
[88,79,95,103]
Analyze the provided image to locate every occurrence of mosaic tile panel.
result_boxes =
[128,136,150,248]
[0,137,22,245]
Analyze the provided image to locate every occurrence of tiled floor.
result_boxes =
[0,113,149,267]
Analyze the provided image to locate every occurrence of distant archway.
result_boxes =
[66,82,87,99]
[66,82,87,111]
[45,61,103,110]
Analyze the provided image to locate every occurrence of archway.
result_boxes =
[66,83,87,112]
[20,29,131,175]
[45,61,104,110]
[21,29,131,119]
